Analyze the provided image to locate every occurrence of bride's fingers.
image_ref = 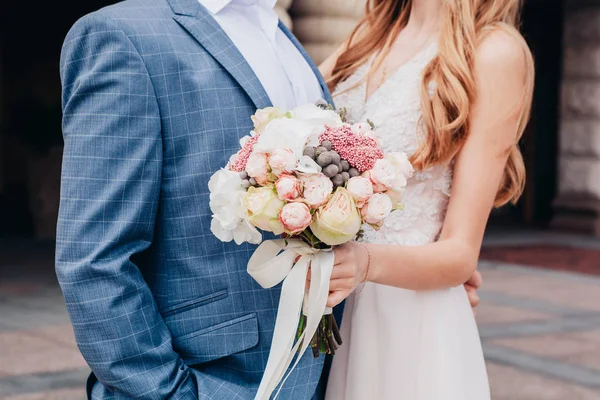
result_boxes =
[327,290,348,308]
[329,278,354,292]
[465,285,480,308]
[330,263,353,280]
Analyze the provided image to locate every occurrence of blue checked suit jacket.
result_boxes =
[56,0,336,398]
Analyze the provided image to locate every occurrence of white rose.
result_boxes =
[300,173,333,208]
[243,186,285,234]
[269,148,297,176]
[361,193,393,225]
[245,152,269,185]
[209,169,261,244]
[346,176,374,203]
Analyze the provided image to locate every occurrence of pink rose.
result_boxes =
[245,152,269,185]
[346,176,373,203]
[369,159,396,191]
[300,173,333,208]
[275,174,302,201]
[361,193,393,226]
[368,153,413,192]
[269,148,297,176]
[362,170,387,193]
[279,202,312,235]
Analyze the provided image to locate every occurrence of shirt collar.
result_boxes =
[199,0,277,15]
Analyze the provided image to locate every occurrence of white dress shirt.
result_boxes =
[199,0,323,110]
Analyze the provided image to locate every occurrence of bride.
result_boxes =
[318,0,534,398]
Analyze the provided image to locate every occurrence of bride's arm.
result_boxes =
[327,31,531,307]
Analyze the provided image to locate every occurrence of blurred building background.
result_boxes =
[0,0,593,241]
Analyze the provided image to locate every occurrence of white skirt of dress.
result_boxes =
[325,282,490,400]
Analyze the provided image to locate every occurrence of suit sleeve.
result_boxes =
[57,14,208,399]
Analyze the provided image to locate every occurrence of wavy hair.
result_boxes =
[328,0,534,206]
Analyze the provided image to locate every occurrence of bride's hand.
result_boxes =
[326,242,370,307]
[464,270,483,314]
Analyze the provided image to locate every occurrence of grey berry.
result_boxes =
[249,177,257,186]
[341,160,350,172]
[341,172,350,182]
[330,151,341,166]
[348,168,360,178]
[241,180,251,189]
[238,171,248,180]
[303,146,316,159]
[332,174,344,187]
[317,152,334,167]
[323,164,340,178]
[315,146,328,158]
[321,140,332,151]
[315,99,328,109]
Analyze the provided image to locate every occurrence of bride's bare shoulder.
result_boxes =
[476,26,532,78]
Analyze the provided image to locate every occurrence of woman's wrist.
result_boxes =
[355,243,372,294]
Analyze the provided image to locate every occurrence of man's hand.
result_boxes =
[464,269,482,313]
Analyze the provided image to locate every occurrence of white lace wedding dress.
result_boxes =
[325,44,490,400]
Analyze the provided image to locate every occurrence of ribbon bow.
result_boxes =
[247,239,334,400]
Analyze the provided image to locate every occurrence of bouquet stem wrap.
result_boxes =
[247,239,335,400]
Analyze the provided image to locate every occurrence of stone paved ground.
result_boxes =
[1,232,600,399]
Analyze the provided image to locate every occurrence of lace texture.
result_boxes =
[334,44,452,246]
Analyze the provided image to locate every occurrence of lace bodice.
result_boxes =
[334,44,453,246]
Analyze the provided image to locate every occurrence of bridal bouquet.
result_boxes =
[209,102,412,399]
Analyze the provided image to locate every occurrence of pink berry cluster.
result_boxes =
[319,125,383,172]
[229,135,259,172]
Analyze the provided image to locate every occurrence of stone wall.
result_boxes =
[291,0,366,64]
[554,4,600,235]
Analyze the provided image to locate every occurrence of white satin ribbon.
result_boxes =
[248,239,334,400]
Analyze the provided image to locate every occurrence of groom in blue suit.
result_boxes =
[56,0,335,398]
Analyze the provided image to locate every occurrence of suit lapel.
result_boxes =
[278,21,335,107]
[168,0,272,110]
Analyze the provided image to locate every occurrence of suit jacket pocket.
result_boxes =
[173,313,259,365]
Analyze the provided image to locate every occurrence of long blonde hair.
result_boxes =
[328,0,534,206]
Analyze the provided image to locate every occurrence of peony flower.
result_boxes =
[369,152,413,192]
[243,186,285,234]
[346,176,374,203]
[310,188,362,246]
[361,193,393,226]
[291,104,343,128]
[279,202,312,235]
[245,152,269,185]
[269,148,297,176]
[209,169,262,244]
[351,122,374,136]
[300,173,333,208]
[388,152,414,180]
[254,118,321,158]
[251,107,288,134]
[275,174,302,201]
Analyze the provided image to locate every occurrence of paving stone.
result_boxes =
[487,362,600,400]
[2,388,85,400]
[490,330,600,360]
[475,303,552,326]
[0,327,87,378]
